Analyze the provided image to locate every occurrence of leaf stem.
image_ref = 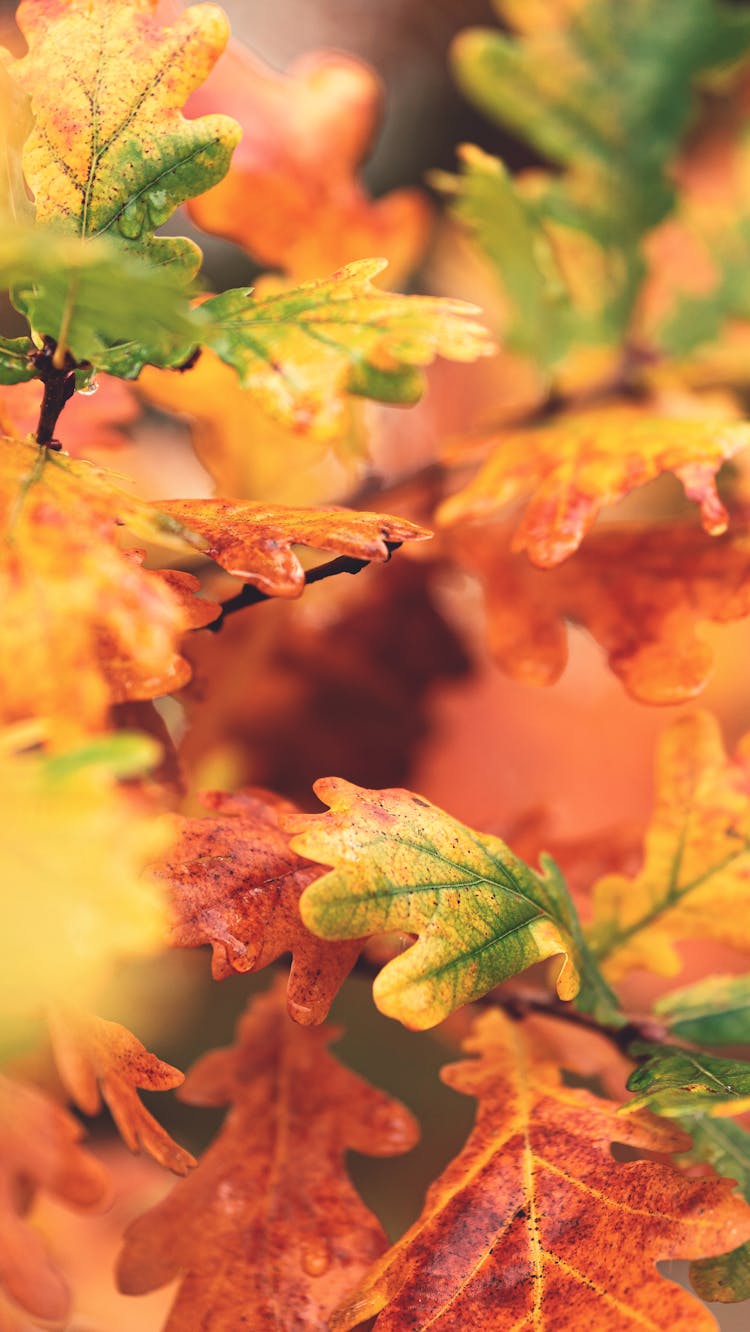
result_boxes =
[32,338,80,448]
[208,543,403,631]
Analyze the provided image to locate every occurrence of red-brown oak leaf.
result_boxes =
[331,1008,750,1331]
[156,790,360,1024]
[117,983,419,1329]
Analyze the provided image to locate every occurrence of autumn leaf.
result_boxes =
[0,225,202,376]
[287,780,619,1030]
[0,59,33,228]
[446,1,750,368]
[438,404,750,567]
[0,438,218,733]
[448,520,750,704]
[156,495,431,595]
[589,711,750,979]
[48,1005,196,1175]
[684,1119,750,1302]
[0,1073,110,1323]
[117,983,419,1329]
[187,41,431,283]
[156,790,360,1024]
[655,975,750,1046]
[198,259,495,440]
[330,1007,750,1331]
[9,0,240,266]
[625,1045,750,1118]
[0,730,171,1022]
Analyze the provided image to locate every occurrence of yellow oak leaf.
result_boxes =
[590,711,750,978]
[438,403,750,567]
[0,730,171,1021]
[10,0,240,264]
[330,1008,750,1331]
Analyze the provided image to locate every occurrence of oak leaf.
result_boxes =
[156,790,360,1024]
[0,438,218,733]
[589,711,750,978]
[156,495,430,595]
[655,975,750,1046]
[287,780,618,1030]
[0,730,171,1020]
[683,1118,750,1303]
[448,520,750,704]
[330,1008,750,1331]
[10,0,240,265]
[48,1005,196,1175]
[199,259,495,441]
[187,41,431,283]
[0,1073,109,1323]
[117,983,419,1329]
[438,404,750,567]
[625,1045,750,1119]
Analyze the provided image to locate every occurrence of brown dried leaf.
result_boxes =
[48,1005,195,1176]
[117,983,419,1329]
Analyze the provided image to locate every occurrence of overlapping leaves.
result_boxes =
[288,780,618,1029]
[331,1008,750,1331]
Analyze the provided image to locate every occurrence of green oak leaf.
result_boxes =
[655,976,750,1046]
[199,259,495,440]
[684,1118,750,1302]
[624,1043,750,1118]
[0,335,36,385]
[448,0,750,361]
[0,226,201,376]
[285,778,620,1030]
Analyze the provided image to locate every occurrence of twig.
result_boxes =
[208,542,403,632]
[32,338,80,448]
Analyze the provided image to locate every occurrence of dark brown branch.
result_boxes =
[208,541,403,632]
[31,338,81,448]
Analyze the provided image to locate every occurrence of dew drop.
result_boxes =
[77,377,99,397]
[301,1241,330,1277]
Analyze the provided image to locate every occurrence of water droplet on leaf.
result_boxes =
[77,377,99,397]
[301,1241,330,1277]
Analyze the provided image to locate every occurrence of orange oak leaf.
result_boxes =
[157,790,360,1023]
[589,710,750,979]
[117,983,419,1328]
[0,1074,109,1324]
[156,498,430,595]
[187,40,431,283]
[0,438,219,734]
[331,1008,750,1331]
[449,519,750,704]
[438,403,750,566]
[47,1006,196,1176]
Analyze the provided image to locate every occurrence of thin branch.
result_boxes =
[208,542,403,632]
[32,338,80,448]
